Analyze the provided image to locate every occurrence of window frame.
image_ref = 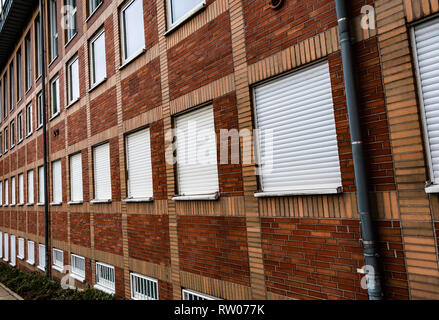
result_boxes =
[182,289,219,300]
[89,29,107,88]
[25,33,32,91]
[37,92,43,129]
[18,238,25,260]
[9,62,15,110]
[50,75,60,118]
[27,169,34,205]
[17,111,23,143]
[65,0,78,43]
[130,273,159,300]
[88,0,103,17]
[49,0,59,62]
[94,261,116,295]
[17,49,23,101]
[67,55,80,105]
[51,159,63,205]
[9,120,15,149]
[27,240,35,265]
[92,142,112,202]
[38,244,46,271]
[71,254,86,281]
[18,173,24,205]
[52,248,64,273]
[166,0,206,32]
[69,152,83,203]
[26,103,33,137]
[119,0,146,65]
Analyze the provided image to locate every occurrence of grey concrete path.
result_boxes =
[0,282,22,300]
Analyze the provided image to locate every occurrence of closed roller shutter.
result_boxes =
[0,232,2,259]
[52,160,62,203]
[18,174,24,204]
[11,177,15,205]
[414,18,439,185]
[0,181,2,205]
[4,180,8,205]
[175,106,219,196]
[28,170,34,204]
[3,233,8,262]
[126,128,153,199]
[70,153,83,202]
[93,143,112,201]
[10,235,16,266]
[254,62,342,193]
[38,166,44,204]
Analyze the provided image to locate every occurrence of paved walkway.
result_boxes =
[0,283,22,300]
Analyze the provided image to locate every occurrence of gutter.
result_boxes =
[335,0,384,300]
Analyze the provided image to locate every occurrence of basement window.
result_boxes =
[18,238,25,260]
[38,244,46,271]
[182,289,219,300]
[27,241,35,265]
[95,262,115,295]
[130,273,159,300]
[71,254,86,282]
[52,248,64,272]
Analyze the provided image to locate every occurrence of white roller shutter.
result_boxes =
[0,181,3,205]
[413,18,439,186]
[254,62,342,194]
[18,174,24,204]
[10,235,16,266]
[126,128,153,199]
[11,177,16,205]
[28,170,34,204]
[175,106,219,196]
[38,166,45,204]
[52,160,62,204]
[3,233,8,262]
[93,143,112,201]
[4,180,8,205]
[0,232,2,259]
[70,153,83,202]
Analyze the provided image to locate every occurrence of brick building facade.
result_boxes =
[0,0,438,300]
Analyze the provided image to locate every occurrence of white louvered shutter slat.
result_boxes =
[11,235,16,266]
[0,232,2,259]
[126,129,153,199]
[38,166,45,203]
[175,106,219,196]
[0,182,3,205]
[414,18,439,183]
[5,180,8,205]
[11,177,16,205]
[94,143,112,201]
[28,170,34,204]
[19,174,24,204]
[70,153,83,202]
[254,62,342,193]
[52,160,62,203]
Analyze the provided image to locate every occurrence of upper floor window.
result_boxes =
[37,92,43,128]
[26,103,33,136]
[38,244,46,271]
[3,128,8,153]
[25,33,32,91]
[9,62,14,110]
[120,0,145,64]
[49,0,59,62]
[17,112,23,143]
[38,166,45,204]
[27,240,35,265]
[4,179,8,206]
[70,152,83,203]
[167,0,205,29]
[89,29,106,87]
[11,176,16,205]
[65,0,77,43]
[17,49,22,101]
[10,120,15,148]
[3,73,8,117]
[52,160,62,205]
[93,143,111,202]
[18,173,24,205]
[0,132,2,156]
[88,0,103,17]
[35,15,42,78]
[28,169,34,205]
[67,55,80,104]
[50,75,60,117]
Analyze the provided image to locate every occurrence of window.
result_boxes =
[0,132,2,156]
[93,143,111,201]
[130,273,158,300]
[3,233,9,262]
[52,248,64,272]
[35,15,42,78]
[3,128,7,152]
[126,129,153,200]
[25,34,32,91]
[18,173,24,205]
[38,244,46,271]
[89,29,106,87]
[49,0,58,61]
[50,76,60,117]
[175,105,219,197]
[0,181,2,206]
[167,0,205,29]
[37,92,43,128]
[9,62,14,110]
[70,153,83,203]
[0,232,2,259]
[253,62,342,196]
[17,112,23,142]
[88,0,102,16]
[10,120,15,148]
[38,166,45,204]
[17,49,22,101]
[28,170,34,204]
[4,179,8,206]
[67,56,80,104]
[11,176,16,205]
[27,240,35,265]
[95,262,115,295]
[52,160,62,204]
[3,73,8,117]
[120,0,145,64]
[182,289,218,300]
[413,17,439,192]
[26,103,33,136]
[10,235,16,267]
[65,0,77,42]
[71,254,85,281]
[18,238,25,260]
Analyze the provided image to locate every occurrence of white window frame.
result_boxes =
[182,289,219,300]
[26,103,33,136]
[10,120,15,148]
[49,0,58,62]
[65,0,77,42]
[18,173,24,205]
[17,112,23,142]
[166,0,206,31]
[88,0,103,16]
[94,261,116,295]
[0,232,2,259]
[92,143,112,202]
[4,179,9,206]
[51,159,62,205]
[67,55,80,105]
[0,181,2,206]
[38,166,45,205]
[11,176,16,205]
[130,273,159,300]
[52,248,64,273]
[38,244,46,271]
[89,29,107,88]
[10,235,16,267]
[69,152,83,203]
[18,238,25,260]
[27,169,34,205]
[4,127,8,153]
[27,240,35,265]
[50,75,60,117]
[3,233,8,262]
[71,254,86,282]
[37,92,43,129]
[120,0,146,65]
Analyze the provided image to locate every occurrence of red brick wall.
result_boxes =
[27,211,37,235]
[94,213,123,256]
[177,216,251,287]
[51,211,67,242]
[38,212,45,237]
[127,214,171,266]
[143,0,159,50]
[90,86,117,136]
[261,217,409,300]
[159,280,174,300]
[150,120,167,200]
[67,108,87,145]
[109,138,121,201]
[18,211,26,232]
[50,121,65,154]
[26,140,36,164]
[167,12,234,100]
[70,212,91,248]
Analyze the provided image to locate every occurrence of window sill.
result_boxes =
[64,32,78,48]
[26,260,35,266]
[88,77,107,94]
[164,2,207,36]
[49,112,60,122]
[91,199,112,204]
[68,201,83,205]
[50,202,62,206]
[2,258,8,262]
[86,2,103,23]
[36,75,42,83]
[123,197,154,203]
[52,265,64,273]
[17,139,23,145]
[26,132,33,139]
[48,56,59,68]
[254,188,343,198]
[37,265,46,272]
[3,204,9,207]
[119,48,146,70]
[94,284,115,295]
[172,193,219,201]
[26,203,35,207]
[10,145,15,150]
[37,203,45,207]
[70,273,85,283]
[17,203,25,207]
[66,98,80,109]
[18,256,24,261]
[9,204,16,207]
[9,262,16,267]
[425,184,439,194]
